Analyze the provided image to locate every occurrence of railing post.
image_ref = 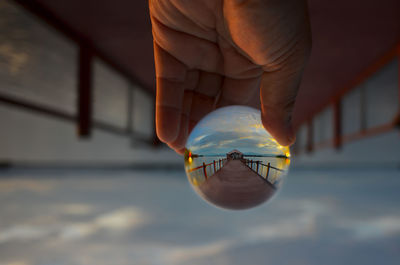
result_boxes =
[333,100,342,149]
[203,162,207,179]
[360,85,367,133]
[397,44,400,132]
[306,120,314,153]
[213,160,216,173]
[266,162,271,179]
[127,84,134,146]
[256,161,259,173]
[398,44,400,109]
[77,45,93,138]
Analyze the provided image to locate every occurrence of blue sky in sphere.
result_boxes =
[186,106,287,156]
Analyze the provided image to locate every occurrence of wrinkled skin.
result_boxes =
[149,0,311,154]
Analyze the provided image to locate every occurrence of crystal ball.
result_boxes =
[184,105,290,210]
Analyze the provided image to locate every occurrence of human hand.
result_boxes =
[149,0,311,154]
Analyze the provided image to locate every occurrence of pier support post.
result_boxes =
[77,45,93,138]
[306,120,313,153]
[266,162,271,179]
[333,100,342,149]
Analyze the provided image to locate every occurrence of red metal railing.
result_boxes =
[0,93,152,144]
[187,158,284,187]
[188,158,227,179]
[245,159,283,184]
[1,0,159,146]
[296,42,400,154]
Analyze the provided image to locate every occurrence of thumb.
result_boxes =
[260,67,304,147]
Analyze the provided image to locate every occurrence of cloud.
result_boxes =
[0,225,53,244]
[189,129,284,155]
[0,179,56,194]
[242,213,315,242]
[165,240,233,264]
[186,106,288,155]
[159,200,325,264]
[0,207,149,243]
[0,261,30,265]
[337,215,400,240]
[60,207,149,240]
[191,134,208,144]
[60,203,95,215]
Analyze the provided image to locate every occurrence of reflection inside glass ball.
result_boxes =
[184,106,290,210]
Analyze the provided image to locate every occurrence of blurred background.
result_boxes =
[0,0,399,264]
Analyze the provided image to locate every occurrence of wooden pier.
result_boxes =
[189,159,280,209]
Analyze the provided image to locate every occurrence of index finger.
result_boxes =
[153,41,187,143]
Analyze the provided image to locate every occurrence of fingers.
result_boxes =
[167,90,193,152]
[187,71,222,133]
[166,72,222,152]
[155,81,184,143]
[196,71,223,97]
[258,10,311,147]
[216,76,261,108]
[151,15,223,74]
[189,92,215,133]
[165,69,223,152]
[260,67,303,147]
[154,42,187,143]
[154,39,222,153]
[167,113,189,152]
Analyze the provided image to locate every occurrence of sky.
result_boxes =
[0,167,400,265]
[187,106,289,156]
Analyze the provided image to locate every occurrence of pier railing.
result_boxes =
[187,158,284,183]
[188,158,227,179]
[244,159,283,183]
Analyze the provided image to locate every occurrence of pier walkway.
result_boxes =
[195,159,276,209]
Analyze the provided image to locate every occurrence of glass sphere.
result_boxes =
[184,105,290,210]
